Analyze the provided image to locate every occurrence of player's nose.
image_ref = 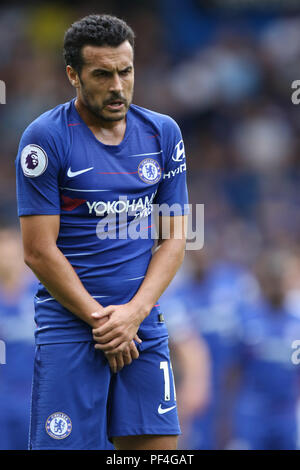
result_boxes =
[109,72,123,93]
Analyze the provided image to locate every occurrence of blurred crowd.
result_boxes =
[1,0,300,450]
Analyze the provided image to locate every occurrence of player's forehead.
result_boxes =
[81,41,133,72]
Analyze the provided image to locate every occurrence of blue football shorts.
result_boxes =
[28,327,180,449]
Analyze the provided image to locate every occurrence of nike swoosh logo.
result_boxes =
[67,167,94,178]
[158,404,176,415]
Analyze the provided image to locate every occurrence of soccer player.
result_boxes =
[15,14,189,450]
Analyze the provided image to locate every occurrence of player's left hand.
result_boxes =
[91,302,147,354]
[104,339,140,373]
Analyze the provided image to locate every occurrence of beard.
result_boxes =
[80,81,132,122]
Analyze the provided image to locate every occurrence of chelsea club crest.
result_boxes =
[45,412,72,439]
[138,158,162,184]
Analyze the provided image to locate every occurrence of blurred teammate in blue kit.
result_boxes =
[161,250,259,449]
[225,249,300,450]
[158,265,212,450]
[0,228,36,449]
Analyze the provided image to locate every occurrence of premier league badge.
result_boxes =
[45,412,72,440]
[21,144,48,177]
[138,158,162,184]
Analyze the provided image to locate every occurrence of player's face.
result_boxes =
[258,271,285,309]
[76,41,134,122]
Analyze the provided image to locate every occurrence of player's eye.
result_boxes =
[93,71,110,78]
[120,68,132,76]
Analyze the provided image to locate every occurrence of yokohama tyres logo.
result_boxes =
[86,192,157,216]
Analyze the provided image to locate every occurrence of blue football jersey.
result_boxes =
[15,99,189,344]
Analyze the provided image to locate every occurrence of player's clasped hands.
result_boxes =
[91,303,144,373]
[103,341,140,374]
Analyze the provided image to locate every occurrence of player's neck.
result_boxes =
[75,98,127,145]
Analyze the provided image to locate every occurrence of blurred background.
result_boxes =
[1,0,300,450]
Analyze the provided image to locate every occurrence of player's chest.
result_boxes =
[59,133,163,216]
[62,134,163,195]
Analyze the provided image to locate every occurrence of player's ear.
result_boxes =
[66,65,80,88]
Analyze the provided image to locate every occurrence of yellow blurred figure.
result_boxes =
[26,4,72,52]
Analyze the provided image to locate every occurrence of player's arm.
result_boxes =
[171,332,211,422]
[16,125,104,326]
[20,214,105,327]
[131,214,187,311]
[20,214,141,372]
[92,215,187,353]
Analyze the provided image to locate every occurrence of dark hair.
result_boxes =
[63,14,135,74]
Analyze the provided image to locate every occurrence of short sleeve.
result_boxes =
[15,122,62,216]
[154,117,189,215]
